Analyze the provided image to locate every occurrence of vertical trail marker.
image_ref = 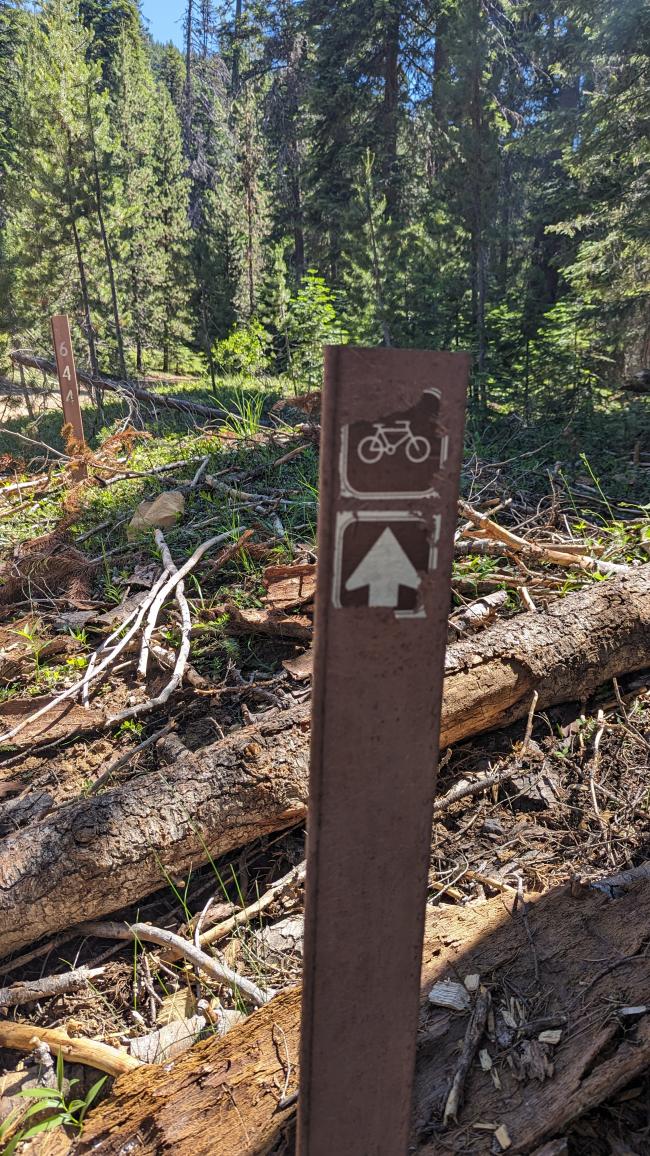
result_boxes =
[51,314,86,479]
[298,347,470,1156]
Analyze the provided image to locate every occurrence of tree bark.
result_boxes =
[65,132,101,419]
[231,0,243,95]
[85,89,127,381]
[66,144,99,382]
[439,563,650,746]
[69,877,650,1154]
[362,153,391,346]
[468,0,488,403]
[0,712,309,960]
[9,350,227,422]
[0,566,648,957]
[381,0,401,219]
[183,0,194,149]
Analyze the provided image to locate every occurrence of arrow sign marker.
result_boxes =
[299,347,469,1156]
[344,527,420,607]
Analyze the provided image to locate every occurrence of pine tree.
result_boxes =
[340,151,391,345]
[152,82,192,372]
[284,269,347,390]
[0,1,29,327]
[0,0,644,416]
[3,0,121,372]
[78,0,141,88]
[232,76,270,320]
[261,0,307,276]
[551,0,650,380]
[111,26,158,373]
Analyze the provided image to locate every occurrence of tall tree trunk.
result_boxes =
[199,0,211,56]
[469,0,487,404]
[231,0,243,94]
[14,345,34,420]
[65,137,102,420]
[246,176,255,316]
[381,0,401,219]
[362,153,391,346]
[162,320,170,374]
[85,92,127,381]
[427,9,449,182]
[70,220,99,382]
[288,123,305,277]
[183,0,194,151]
[202,294,217,392]
[241,112,257,318]
[66,139,99,383]
[292,177,305,277]
[432,10,448,128]
[497,150,511,295]
[131,268,144,376]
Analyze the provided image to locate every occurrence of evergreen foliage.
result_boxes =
[0,0,646,409]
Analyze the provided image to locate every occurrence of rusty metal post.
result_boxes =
[51,314,86,478]
[298,347,470,1156]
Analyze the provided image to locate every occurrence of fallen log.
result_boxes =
[0,712,309,959]
[9,350,227,423]
[440,561,650,745]
[63,876,650,1154]
[0,568,649,955]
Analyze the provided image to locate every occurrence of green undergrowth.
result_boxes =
[1,375,649,660]
[0,378,321,698]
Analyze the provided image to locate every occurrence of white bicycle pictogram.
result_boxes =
[357,420,431,465]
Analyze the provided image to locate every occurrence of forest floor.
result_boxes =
[0,369,650,1153]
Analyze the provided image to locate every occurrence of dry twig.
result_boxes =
[88,721,175,794]
[78,920,274,1007]
[458,499,627,575]
[0,1021,143,1076]
[0,966,105,1008]
[443,987,491,1125]
[197,861,307,951]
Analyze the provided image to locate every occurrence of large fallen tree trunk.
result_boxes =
[0,713,309,960]
[0,565,648,957]
[9,350,227,423]
[61,875,650,1154]
[439,561,650,745]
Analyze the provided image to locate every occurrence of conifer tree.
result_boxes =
[79,0,141,88]
[0,0,645,411]
[3,0,120,371]
[152,82,192,372]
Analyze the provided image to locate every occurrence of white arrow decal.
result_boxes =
[345,527,421,608]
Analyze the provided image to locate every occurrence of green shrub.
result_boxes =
[284,270,348,390]
[212,320,272,377]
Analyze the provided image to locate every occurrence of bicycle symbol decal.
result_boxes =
[356,421,432,466]
[339,387,446,499]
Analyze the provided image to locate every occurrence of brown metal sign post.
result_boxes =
[51,314,86,478]
[298,347,470,1156]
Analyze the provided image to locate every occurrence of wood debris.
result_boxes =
[1,397,649,1156]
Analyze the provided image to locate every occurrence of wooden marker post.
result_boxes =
[298,347,470,1156]
[51,314,86,478]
